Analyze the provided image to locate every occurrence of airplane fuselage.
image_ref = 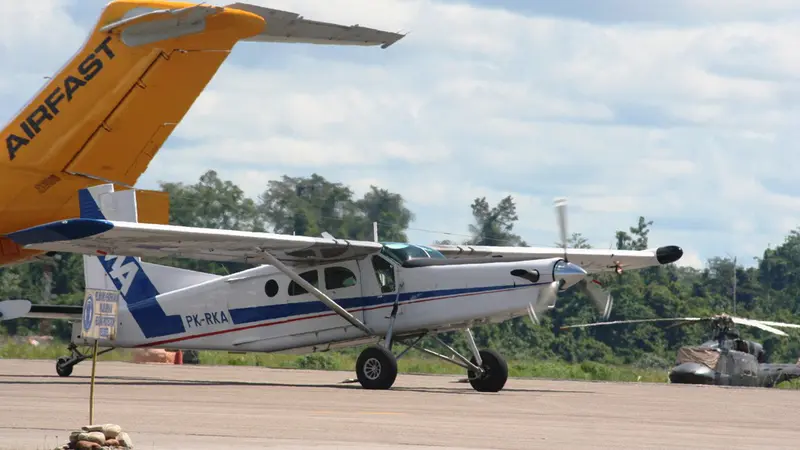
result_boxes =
[72,252,565,355]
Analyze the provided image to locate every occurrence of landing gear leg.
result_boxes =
[355,296,401,390]
[55,342,115,377]
[463,327,508,392]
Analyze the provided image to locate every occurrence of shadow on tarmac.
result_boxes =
[0,373,597,396]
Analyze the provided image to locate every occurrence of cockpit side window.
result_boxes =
[325,266,358,290]
[371,255,396,294]
[288,269,319,296]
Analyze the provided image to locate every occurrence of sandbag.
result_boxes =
[85,431,105,445]
[53,423,132,449]
[117,431,134,448]
[103,424,122,439]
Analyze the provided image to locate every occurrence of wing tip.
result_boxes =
[6,218,114,246]
[656,245,684,265]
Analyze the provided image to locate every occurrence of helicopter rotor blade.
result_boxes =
[731,317,789,336]
[560,317,705,331]
[749,319,800,329]
[578,279,613,321]
[554,197,568,262]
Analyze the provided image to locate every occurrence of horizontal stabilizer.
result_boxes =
[0,300,82,321]
[0,300,32,321]
[27,304,83,320]
[226,3,405,48]
[100,4,224,47]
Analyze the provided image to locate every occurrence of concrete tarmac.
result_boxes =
[1,359,800,449]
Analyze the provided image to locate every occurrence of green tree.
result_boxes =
[615,216,653,250]
[354,186,414,242]
[258,173,358,238]
[467,196,527,246]
[160,170,263,232]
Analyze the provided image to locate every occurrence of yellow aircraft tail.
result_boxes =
[0,0,405,266]
[0,1,266,242]
[1,1,265,181]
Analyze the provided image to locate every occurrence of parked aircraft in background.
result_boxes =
[0,0,404,267]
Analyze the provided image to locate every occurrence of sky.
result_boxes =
[3,0,800,270]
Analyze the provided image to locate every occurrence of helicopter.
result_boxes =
[560,314,800,388]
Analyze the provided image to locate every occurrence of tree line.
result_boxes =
[3,170,800,370]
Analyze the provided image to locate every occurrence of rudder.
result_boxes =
[78,183,220,340]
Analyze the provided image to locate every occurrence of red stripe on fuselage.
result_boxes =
[135,285,529,348]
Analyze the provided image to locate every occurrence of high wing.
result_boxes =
[430,244,684,274]
[5,218,384,266]
[227,3,405,48]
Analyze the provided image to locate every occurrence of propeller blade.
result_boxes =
[0,300,32,321]
[560,317,705,331]
[579,279,614,320]
[731,317,789,336]
[529,281,560,325]
[527,303,541,326]
[554,197,568,261]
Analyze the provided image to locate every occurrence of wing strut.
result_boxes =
[257,248,374,335]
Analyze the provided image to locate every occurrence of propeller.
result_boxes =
[0,300,32,321]
[552,197,614,320]
[554,197,568,262]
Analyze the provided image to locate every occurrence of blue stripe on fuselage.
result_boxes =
[228,283,535,326]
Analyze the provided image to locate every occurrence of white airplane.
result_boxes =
[0,185,683,392]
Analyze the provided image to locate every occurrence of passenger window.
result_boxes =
[325,267,357,290]
[288,270,319,296]
[372,255,396,294]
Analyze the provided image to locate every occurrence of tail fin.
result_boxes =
[79,184,220,339]
[0,1,262,184]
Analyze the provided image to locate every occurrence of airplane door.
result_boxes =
[358,255,398,326]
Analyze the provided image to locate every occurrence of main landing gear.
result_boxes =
[55,342,115,377]
[354,326,509,392]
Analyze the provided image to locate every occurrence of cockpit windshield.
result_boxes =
[381,242,447,263]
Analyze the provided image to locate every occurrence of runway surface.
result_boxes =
[1,359,799,450]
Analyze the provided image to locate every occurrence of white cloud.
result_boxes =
[2,0,800,268]
[677,250,705,270]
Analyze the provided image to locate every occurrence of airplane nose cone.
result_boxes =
[656,245,683,265]
[554,261,587,286]
[668,362,715,385]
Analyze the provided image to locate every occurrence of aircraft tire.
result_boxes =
[467,349,508,392]
[356,345,398,390]
[56,357,73,377]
